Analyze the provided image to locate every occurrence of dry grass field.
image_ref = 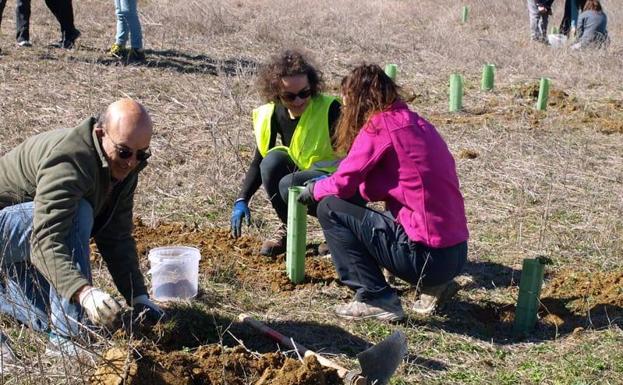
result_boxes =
[1,0,622,384]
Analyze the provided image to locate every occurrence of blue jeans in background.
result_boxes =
[0,200,93,339]
[114,0,142,49]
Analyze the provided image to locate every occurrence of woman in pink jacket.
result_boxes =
[298,64,469,321]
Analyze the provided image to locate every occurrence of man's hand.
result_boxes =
[132,295,166,324]
[297,182,316,206]
[230,199,251,238]
[78,286,123,329]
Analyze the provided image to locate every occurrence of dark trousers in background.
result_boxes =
[560,0,586,36]
[0,0,6,30]
[15,0,76,42]
[317,196,468,302]
[259,150,327,224]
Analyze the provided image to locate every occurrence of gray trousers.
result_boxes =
[527,0,549,41]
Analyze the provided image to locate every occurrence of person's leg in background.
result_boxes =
[44,0,79,48]
[538,9,549,42]
[110,0,129,56]
[0,0,5,52]
[527,0,540,41]
[0,0,6,31]
[117,0,144,61]
[15,0,31,46]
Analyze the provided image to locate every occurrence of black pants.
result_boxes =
[317,196,468,302]
[15,0,76,42]
[259,150,327,224]
[560,0,586,35]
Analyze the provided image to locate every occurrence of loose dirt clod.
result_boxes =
[92,344,342,385]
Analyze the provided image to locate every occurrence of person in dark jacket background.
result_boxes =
[0,99,163,361]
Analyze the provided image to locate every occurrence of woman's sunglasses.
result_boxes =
[280,88,312,102]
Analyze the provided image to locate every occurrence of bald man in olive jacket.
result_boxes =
[0,99,163,356]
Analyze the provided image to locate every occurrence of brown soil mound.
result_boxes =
[464,269,623,335]
[542,269,623,313]
[514,82,582,112]
[132,219,337,292]
[92,345,342,385]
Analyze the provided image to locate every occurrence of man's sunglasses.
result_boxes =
[106,131,151,161]
[280,88,312,102]
[113,144,152,161]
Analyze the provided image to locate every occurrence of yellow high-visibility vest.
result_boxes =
[252,94,338,171]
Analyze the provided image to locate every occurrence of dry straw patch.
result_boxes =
[1,0,623,384]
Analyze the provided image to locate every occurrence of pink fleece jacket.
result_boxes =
[313,101,468,248]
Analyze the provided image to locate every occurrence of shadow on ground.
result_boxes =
[64,46,258,75]
[408,260,623,344]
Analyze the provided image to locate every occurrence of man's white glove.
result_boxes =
[132,295,166,324]
[78,287,123,329]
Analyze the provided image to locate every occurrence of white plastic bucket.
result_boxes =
[148,246,201,301]
[547,34,567,48]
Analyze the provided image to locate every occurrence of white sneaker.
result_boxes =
[17,40,32,47]
[335,294,405,322]
[413,279,459,316]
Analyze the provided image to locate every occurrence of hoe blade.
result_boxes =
[357,330,407,385]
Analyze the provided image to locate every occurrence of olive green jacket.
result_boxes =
[0,118,147,303]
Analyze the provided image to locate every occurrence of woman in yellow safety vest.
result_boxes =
[230,49,341,257]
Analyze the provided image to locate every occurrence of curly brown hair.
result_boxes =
[334,64,400,154]
[256,49,324,103]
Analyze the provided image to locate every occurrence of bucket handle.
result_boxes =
[147,259,183,275]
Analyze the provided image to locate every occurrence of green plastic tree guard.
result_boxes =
[536,77,550,111]
[481,64,495,91]
[513,257,549,336]
[384,64,398,81]
[449,73,464,112]
[461,6,469,23]
[286,186,306,284]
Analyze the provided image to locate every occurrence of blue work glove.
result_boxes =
[132,295,166,324]
[297,182,316,206]
[230,199,251,238]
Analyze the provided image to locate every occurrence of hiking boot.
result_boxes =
[17,39,32,47]
[127,48,146,63]
[109,43,128,58]
[317,241,330,256]
[45,333,95,364]
[335,294,404,322]
[260,224,287,257]
[413,279,459,316]
[51,29,80,49]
